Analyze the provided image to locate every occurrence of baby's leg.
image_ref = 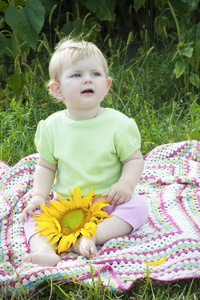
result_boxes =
[95,215,133,245]
[23,233,61,267]
[71,216,132,258]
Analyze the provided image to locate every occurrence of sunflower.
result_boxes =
[33,186,110,254]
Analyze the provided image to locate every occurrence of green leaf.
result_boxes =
[187,24,200,48]
[40,0,57,16]
[134,0,146,12]
[181,0,199,10]
[7,73,27,96]
[154,16,169,36]
[0,1,9,12]
[175,59,186,78]
[161,0,168,5]
[182,46,193,58]
[5,0,45,50]
[190,72,199,88]
[0,33,7,57]
[190,45,200,71]
[80,0,116,21]
[15,0,28,7]
[61,19,86,37]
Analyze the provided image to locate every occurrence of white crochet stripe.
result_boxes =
[0,141,200,295]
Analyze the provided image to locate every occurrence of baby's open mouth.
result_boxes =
[81,89,94,94]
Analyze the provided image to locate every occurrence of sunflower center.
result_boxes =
[62,210,84,231]
[59,208,92,235]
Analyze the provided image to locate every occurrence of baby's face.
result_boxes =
[58,55,111,112]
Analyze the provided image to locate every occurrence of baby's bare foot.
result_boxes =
[23,252,61,267]
[71,236,98,258]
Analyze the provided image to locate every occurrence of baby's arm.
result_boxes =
[102,149,144,205]
[21,155,57,223]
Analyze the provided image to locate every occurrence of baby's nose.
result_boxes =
[83,74,92,83]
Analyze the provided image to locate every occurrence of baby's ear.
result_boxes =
[105,77,112,94]
[49,81,63,100]
[107,77,112,89]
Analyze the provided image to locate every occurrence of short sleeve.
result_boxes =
[115,118,141,161]
[35,120,57,164]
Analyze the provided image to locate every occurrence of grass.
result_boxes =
[0,41,200,299]
[4,274,200,299]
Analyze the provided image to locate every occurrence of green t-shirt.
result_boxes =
[35,108,141,198]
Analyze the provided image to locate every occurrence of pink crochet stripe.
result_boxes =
[1,142,200,296]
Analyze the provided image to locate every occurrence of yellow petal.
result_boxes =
[82,188,94,205]
[34,218,58,228]
[73,186,82,206]
[34,215,50,223]
[34,227,44,233]
[93,210,110,217]
[40,204,52,216]
[46,233,56,242]
[84,221,97,231]
[68,233,78,244]
[143,257,168,266]
[34,221,54,229]
[49,201,70,213]
[95,197,108,204]
[80,228,93,239]
[91,201,110,213]
[57,193,64,201]
[67,189,73,203]
[52,217,61,233]
[50,234,62,246]
[57,236,70,253]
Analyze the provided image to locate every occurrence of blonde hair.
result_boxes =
[47,38,109,93]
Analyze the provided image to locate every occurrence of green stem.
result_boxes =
[168,1,181,42]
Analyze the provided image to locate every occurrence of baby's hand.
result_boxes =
[21,199,43,223]
[101,180,132,205]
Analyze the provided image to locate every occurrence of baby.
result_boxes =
[21,38,149,266]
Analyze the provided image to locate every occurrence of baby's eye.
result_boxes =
[72,74,81,78]
[92,72,101,77]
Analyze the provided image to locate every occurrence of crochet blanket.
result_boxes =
[0,140,200,296]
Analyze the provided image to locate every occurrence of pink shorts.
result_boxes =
[24,193,149,244]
